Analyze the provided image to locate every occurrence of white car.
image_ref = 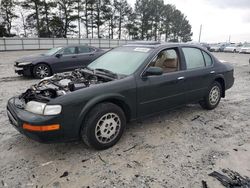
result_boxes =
[224,44,243,53]
[240,44,250,54]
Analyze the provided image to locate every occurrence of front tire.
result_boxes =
[81,103,126,150]
[200,81,222,110]
[33,63,52,79]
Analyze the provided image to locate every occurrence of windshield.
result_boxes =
[43,47,63,56]
[88,47,152,75]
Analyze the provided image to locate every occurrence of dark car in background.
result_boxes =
[7,42,234,150]
[14,45,105,78]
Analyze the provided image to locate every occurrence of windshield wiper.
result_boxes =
[95,68,118,78]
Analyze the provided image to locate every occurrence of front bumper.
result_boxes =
[14,63,33,76]
[7,97,65,143]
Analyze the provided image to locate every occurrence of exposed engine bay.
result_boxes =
[19,68,118,103]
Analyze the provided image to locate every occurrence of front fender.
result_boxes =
[75,93,129,130]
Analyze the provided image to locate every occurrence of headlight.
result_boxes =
[18,61,32,66]
[25,101,62,115]
[44,105,62,115]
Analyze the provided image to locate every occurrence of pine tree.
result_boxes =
[0,0,18,36]
[114,0,132,39]
[57,0,78,38]
[22,0,43,37]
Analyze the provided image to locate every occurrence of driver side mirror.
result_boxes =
[55,53,62,58]
[143,67,163,77]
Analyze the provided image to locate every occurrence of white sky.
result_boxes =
[127,0,250,43]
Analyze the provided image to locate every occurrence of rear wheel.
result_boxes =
[200,81,222,110]
[81,103,126,150]
[33,63,52,79]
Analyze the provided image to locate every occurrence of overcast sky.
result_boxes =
[127,0,250,43]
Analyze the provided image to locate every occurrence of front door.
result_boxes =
[136,48,187,117]
[55,46,79,72]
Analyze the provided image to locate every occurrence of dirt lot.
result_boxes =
[0,50,249,188]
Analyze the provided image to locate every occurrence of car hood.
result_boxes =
[16,54,50,63]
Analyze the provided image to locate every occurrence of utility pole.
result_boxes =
[198,24,202,43]
[229,35,231,43]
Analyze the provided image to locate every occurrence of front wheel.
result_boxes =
[81,103,126,150]
[33,64,52,79]
[200,81,222,110]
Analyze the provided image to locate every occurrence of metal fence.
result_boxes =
[0,38,131,51]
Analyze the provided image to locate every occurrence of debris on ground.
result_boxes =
[41,161,53,167]
[60,171,69,178]
[81,158,90,163]
[209,169,250,188]
[202,180,208,188]
[191,115,200,121]
[98,155,107,164]
[123,144,137,152]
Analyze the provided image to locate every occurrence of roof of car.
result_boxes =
[56,45,97,48]
[124,42,201,49]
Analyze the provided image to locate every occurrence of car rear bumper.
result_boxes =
[7,97,67,143]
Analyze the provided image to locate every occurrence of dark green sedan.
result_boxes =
[7,42,234,150]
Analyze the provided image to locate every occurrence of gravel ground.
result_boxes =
[0,51,250,188]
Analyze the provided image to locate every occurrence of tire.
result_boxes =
[81,102,126,150]
[200,81,222,110]
[33,63,52,79]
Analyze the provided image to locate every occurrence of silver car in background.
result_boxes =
[240,43,250,54]
[224,44,243,53]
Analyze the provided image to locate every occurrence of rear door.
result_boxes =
[76,46,101,67]
[181,47,215,102]
[136,47,188,117]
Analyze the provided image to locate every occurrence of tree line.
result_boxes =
[0,0,193,42]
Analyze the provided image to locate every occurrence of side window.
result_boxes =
[151,49,179,73]
[202,51,213,66]
[78,46,91,54]
[62,47,76,55]
[182,47,205,69]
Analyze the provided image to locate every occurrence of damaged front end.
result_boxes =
[19,68,118,103]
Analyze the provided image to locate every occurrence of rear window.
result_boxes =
[78,46,93,53]
[182,47,205,69]
[202,51,213,66]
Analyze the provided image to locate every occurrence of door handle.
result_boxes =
[89,54,95,56]
[210,71,215,74]
[177,76,185,80]
[72,56,77,58]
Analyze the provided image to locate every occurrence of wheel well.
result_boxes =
[100,99,131,122]
[31,62,53,76]
[215,77,225,97]
[83,99,131,124]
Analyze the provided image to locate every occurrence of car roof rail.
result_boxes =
[126,41,161,45]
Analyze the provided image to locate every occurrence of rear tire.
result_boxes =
[200,81,222,110]
[33,63,52,79]
[81,102,126,150]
